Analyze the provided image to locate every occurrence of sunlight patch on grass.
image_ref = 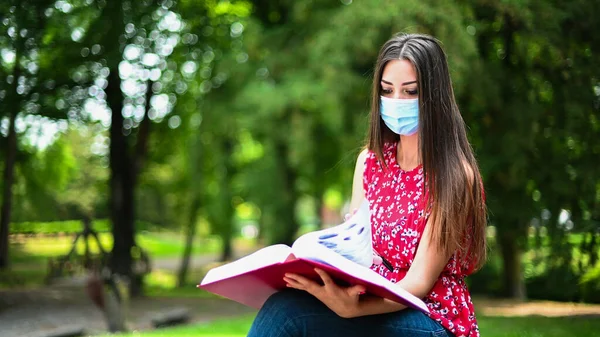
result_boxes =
[146,269,178,289]
[10,232,227,261]
[145,267,221,299]
[99,315,254,337]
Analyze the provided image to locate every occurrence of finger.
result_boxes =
[285,273,318,292]
[314,268,334,286]
[373,254,383,265]
[283,276,305,290]
[347,284,366,297]
[344,209,358,221]
[285,273,312,285]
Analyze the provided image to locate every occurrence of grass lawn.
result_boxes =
[144,268,221,298]
[477,315,600,336]
[2,232,255,290]
[100,314,600,337]
[99,315,255,337]
[9,232,223,261]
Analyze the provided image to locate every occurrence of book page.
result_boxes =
[292,200,372,268]
[291,200,428,312]
[201,244,292,285]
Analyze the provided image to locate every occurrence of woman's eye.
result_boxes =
[381,88,393,94]
[406,89,418,95]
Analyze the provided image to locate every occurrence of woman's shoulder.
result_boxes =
[360,142,398,177]
[357,146,376,166]
[363,142,397,159]
[358,147,370,162]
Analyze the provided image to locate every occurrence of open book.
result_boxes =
[199,201,429,313]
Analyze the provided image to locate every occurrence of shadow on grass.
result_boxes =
[0,267,47,288]
[145,266,222,299]
[98,313,600,337]
[0,244,49,289]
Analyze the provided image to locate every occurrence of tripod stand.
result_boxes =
[46,217,108,282]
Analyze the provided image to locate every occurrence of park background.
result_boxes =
[0,0,599,336]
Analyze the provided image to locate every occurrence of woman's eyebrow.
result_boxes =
[381,79,417,86]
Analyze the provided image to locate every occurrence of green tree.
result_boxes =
[463,0,600,299]
[11,133,79,222]
[0,0,89,268]
[77,0,209,294]
[51,124,109,220]
[235,0,476,245]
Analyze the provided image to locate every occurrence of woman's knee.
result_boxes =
[249,290,322,337]
[370,309,449,336]
[261,290,313,315]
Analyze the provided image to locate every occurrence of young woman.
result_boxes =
[247,33,487,337]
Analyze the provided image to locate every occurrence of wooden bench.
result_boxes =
[38,326,84,337]
[151,307,190,328]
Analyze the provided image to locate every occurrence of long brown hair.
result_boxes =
[367,33,487,271]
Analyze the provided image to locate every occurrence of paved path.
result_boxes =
[475,297,600,317]
[0,252,257,337]
[0,283,255,337]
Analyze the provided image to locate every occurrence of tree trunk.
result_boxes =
[178,126,203,285]
[177,196,200,287]
[220,232,233,262]
[103,0,148,297]
[0,42,22,269]
[256,208,268,246]
[218,139,235,262]
[272,142,299,245]
[127,81,152,296]
[314,190,323,229]
[0,110,18,269]
[105,21,138,293]
[275,199,298,246]
[133,81,153,178]
[107,64,135,281]
[497,229,527,300]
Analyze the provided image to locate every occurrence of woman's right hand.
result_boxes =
[372,252,383,266]
[343,208,358,221]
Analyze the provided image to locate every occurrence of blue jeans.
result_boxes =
[247,290,452,337]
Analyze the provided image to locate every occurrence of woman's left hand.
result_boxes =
[283,268,365,318]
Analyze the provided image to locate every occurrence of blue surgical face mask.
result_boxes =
[379,96,419,136]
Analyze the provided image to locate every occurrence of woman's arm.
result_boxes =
[349,149,368,212]
[353,220,453,316]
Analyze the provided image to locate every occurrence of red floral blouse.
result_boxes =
[363,142,480,337]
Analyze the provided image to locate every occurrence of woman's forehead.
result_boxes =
[381,59,417,84]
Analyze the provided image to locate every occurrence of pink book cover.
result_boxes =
[198,256,429,313]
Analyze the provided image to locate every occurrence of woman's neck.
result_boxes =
[396,134,420,171]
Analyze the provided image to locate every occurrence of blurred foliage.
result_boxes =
[0,0,598,299]
[460,0,600,298]
[469,233,600,303]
